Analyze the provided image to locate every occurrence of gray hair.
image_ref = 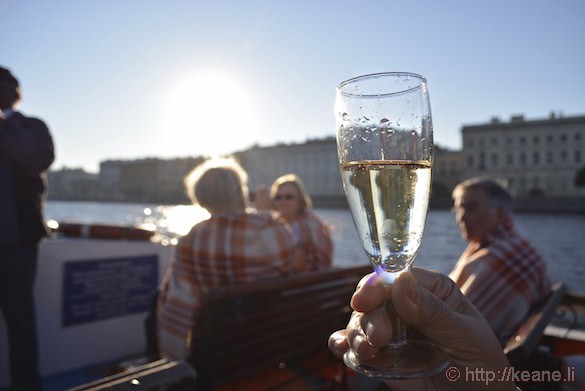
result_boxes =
[452,177,513,212]
[184,157,248,213]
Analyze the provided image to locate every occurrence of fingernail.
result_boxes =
[353,334,366,351]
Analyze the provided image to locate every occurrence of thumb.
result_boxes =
[391,271,509,371]
[392,272,463,339]
[392,271,494,349]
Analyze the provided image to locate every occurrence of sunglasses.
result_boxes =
[274,194,295,201]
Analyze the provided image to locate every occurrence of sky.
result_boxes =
[2,0,584,173]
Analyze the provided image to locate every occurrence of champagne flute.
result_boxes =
[335,72,449,378]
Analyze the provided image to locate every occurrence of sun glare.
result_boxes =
[163,72,255,157]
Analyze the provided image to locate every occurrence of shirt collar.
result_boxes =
[1,108,15,119]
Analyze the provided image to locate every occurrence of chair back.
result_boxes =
[504,282,566,367]
[189,265,370,390]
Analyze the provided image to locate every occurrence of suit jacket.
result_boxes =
[0,111,54,246]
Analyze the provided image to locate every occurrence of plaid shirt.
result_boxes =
[290,210,333,271]
[449,216,551,345]
[157,211,296,359]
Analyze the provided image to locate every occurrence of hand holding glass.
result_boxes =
[335,72,449,378]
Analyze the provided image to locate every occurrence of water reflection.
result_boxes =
[134,205,210,245]
[45,201,585,292]
[45,201,210,246]
[158,205,210,237]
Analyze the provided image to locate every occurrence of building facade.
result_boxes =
[96,157,202,203]
[235,137,344,203]
[48,137,460,205]
[48,168,100,200]
[433,146,462,197]
[235,137,462,206]
[461,113,585,197]
[52,113,585,204]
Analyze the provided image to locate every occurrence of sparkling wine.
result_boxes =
[340,160,432,272]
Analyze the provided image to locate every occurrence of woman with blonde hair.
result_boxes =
[259,174,333,271]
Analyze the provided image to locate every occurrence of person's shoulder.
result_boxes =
[196,210,280,229]
[24,115,49,128]
[241,211,295,239]
[176,227,196,246]
[244,210,283,226]
[301,210,328,227]
[3,111,50,133]
[488,227,545,264]
[459,246,495,270]
[177,218,212,240]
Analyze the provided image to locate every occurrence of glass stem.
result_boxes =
[384,283,407,345]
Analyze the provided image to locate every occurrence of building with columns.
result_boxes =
[461,113,585,197]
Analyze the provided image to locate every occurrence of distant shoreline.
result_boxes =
[312,196,585,215]
[46,196,585,215]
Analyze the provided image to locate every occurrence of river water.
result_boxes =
[45,201,585,292]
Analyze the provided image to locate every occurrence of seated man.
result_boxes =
[449,177,552,345]
[157,158,304,359]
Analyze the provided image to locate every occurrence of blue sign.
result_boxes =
[63,254,158,326]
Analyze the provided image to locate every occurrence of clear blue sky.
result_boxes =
[3,0,584,173]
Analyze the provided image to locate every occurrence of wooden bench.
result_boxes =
[189,265,371,390]
[504,282,566,367]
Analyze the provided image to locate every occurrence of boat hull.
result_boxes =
[0,237,173,388]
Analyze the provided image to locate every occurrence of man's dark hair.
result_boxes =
[0,67,19,86]
[0,66,21,109]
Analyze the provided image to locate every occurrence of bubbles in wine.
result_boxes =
[340,160,431,273]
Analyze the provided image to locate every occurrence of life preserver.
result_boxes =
[55,221,155,241]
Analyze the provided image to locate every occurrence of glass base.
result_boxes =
[343,339,450,379]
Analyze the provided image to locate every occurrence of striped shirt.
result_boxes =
[157,211,296,359]
[449,216,551,345]
[289,210,333,271]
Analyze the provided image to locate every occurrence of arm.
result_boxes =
[292,247,307,273]
[258,216,307,274]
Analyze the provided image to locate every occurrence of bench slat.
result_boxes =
[190,265,370,390]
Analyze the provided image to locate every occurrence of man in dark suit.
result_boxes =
[0,66,54,391]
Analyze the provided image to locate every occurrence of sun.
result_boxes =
[162,72,255,157]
